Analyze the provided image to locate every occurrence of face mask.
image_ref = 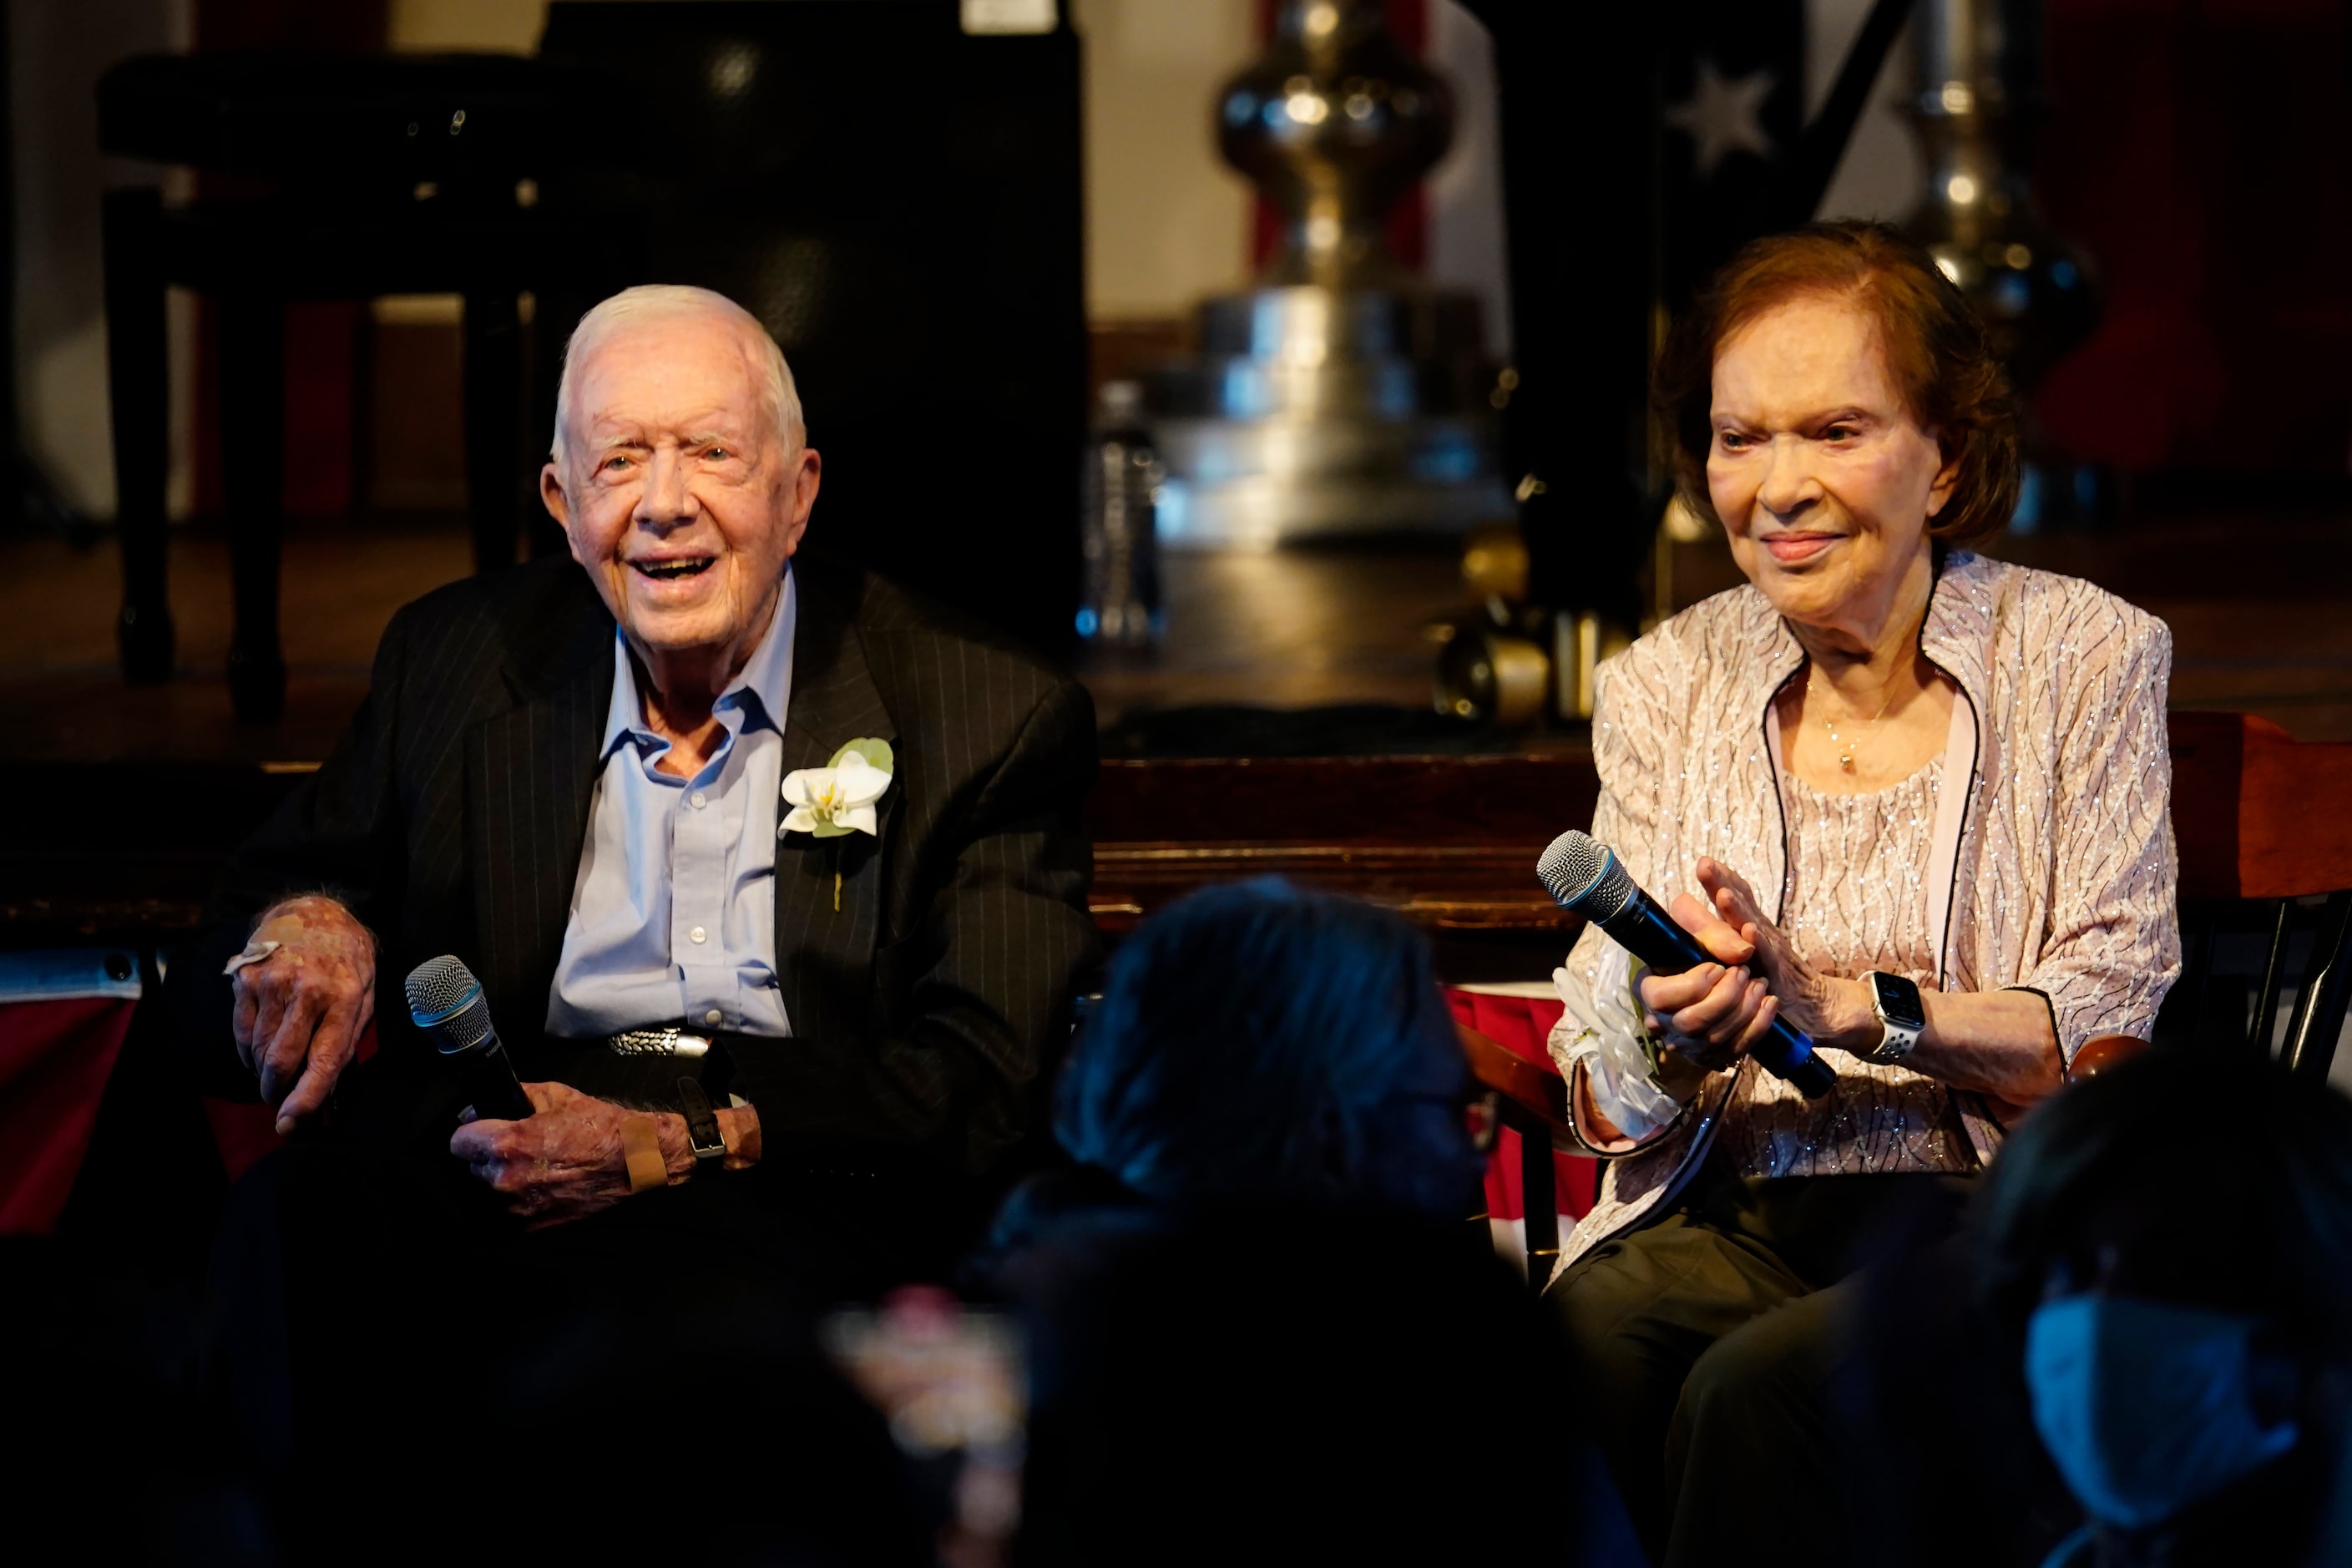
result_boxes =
[2025,1294,2300,1531]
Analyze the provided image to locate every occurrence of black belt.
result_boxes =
[537,1027,730,1116]
[558,1028,908,1186]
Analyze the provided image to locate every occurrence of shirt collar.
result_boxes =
[1743,547,1992,720]
[599,565,799,757]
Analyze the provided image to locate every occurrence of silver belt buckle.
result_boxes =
[609,1027,712,1060]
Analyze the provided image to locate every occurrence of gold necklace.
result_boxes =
[1809,675,1897,773]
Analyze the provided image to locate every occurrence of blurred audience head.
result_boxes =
[1975,1053,2352,1554]
[1001,885,1626,1563]
[1052,878,1480,1218]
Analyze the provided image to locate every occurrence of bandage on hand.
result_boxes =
[620,1116,667,1194]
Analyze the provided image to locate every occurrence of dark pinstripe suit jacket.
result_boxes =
[196,554,1098,1176]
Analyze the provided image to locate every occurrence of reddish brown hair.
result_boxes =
[1653,221,2020,548]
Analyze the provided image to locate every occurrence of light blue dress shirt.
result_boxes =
[544,569,797,1039]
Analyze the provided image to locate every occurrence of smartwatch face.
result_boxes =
[1873,974,1928,1032]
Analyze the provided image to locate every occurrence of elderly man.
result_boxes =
[185,286,1096,1302]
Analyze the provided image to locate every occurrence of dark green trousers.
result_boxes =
[1545,1160,1973,1567]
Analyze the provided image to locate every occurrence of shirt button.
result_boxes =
[704,1009,723,1026]
[689,791,708,809]
[689,925,708,944]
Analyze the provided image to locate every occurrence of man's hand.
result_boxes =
[232,895,377,1135]
[448,1083,761,1230]
[448,1082,653,1229]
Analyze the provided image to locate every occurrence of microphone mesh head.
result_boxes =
[1536,831,1635,918]
[404,955,490,1050]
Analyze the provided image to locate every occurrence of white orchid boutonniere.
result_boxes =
[781,739,893,909]
[782,740,893,837]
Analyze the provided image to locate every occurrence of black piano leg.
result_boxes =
[104,189,174,684]
[220,294,286,724]
[463,289,521,574]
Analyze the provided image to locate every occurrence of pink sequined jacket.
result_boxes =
[1545,549,2180,1274]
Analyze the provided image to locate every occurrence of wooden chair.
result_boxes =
[2156,710,2352,1080]
[1454,710,2352,1283]
[1456,1019,1572,1282]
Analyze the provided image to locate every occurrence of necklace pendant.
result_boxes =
[1839,753,1856,772]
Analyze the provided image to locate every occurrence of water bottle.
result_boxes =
[1077,380,1163,648]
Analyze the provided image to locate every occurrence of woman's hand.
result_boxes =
[1636,857,1877,1065]
[1634,898,1780,1073]
[1696,858,1879,1047]
[1644,858,2066,1100]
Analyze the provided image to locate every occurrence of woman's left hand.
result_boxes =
[1686,857,1875,1051]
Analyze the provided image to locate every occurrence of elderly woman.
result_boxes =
[1546,222,2179,1563]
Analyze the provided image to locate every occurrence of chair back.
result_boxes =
[2164,711,2352,1079]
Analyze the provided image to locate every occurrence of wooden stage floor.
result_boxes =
[4,510,2351,766]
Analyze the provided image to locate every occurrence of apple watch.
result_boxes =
[1861,972,1926,1065]
[675,1078,727,1172]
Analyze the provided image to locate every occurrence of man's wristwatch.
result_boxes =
[1861,972,1927,1065]
[675,1079,727,1173]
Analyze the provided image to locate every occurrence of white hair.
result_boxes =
[549,284,805,470]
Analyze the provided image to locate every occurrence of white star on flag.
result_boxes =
[1666,58,1776,177]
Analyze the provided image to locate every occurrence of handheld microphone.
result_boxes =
[1536,832,1838,1100]
[403,955,535,1121]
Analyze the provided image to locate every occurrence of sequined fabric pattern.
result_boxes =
[1717,757,1978,1179]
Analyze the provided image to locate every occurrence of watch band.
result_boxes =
[1862,971,1925,1065]
[676,1078,726,1170]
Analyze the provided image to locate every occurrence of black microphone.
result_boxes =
[1537,831,1838,1100]
[404,955,536,1121]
